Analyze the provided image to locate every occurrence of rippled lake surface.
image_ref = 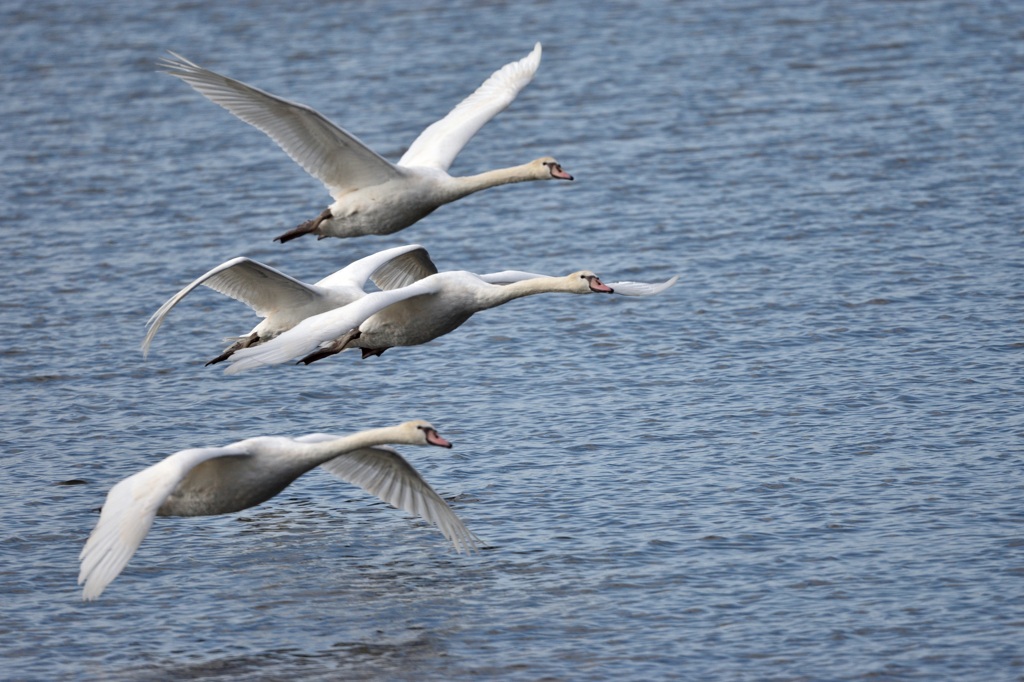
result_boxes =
[2,0,1022,679]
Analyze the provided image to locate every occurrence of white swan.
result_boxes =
[160,44,572,242]
[224,270,679,373]
[142,244,437,364]
[78,420,478,601]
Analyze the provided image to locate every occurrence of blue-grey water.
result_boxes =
[2,0,1022,679]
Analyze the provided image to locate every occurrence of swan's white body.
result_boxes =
[160,43,572,242]
[224,270,679,373]
[141,244,437,364]
[78,421,478,601]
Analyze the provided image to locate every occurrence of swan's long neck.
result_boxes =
[301,426,407,465]
[476,275,582,310]
[444,162,544,201]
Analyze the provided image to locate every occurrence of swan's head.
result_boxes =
[568,271,614,294]
[400,420,453,449]
[533,156,573,181]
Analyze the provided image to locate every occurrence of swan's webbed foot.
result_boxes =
[298,329,361,365]
[206,332,260,366]
[360,347,387,359]
[275,208,332,243]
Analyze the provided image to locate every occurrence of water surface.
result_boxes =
[1,0,1022,679]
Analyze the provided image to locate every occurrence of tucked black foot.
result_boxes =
[275,208,332,243]
[298,329,361,365]
[206,332,260,366]
[205,349,236,366]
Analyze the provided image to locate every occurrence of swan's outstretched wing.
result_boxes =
[314,243,438,292]
[160,52,402,196]
[224,278,440,374]
[603,275,679,296]
[142,257,325,357]
[296,435,480,553]
[480,270,679,296]
[398,43,543,172]
[477,270,548,285]
[78,446,246,601]
[368,246,439,291]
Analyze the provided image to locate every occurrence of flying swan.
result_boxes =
[160,44,572,242]
[223,270,679,373]
[78,421,479,600]
[141,243,437,364]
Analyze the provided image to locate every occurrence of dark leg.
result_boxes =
[298,329,361,365]
[206,332,260,366]
[360,347,387,359]
[275,208,332,243]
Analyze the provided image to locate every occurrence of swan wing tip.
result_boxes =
[608,275,680,296]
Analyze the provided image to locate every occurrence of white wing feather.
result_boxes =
[314,243,438,292]
[604,275,679,296]
[160,52,402,196]
[295,435,480,553]
[142,257,326,357]
[477,270,547,285]
[78,446,246,601]
[398,43,543,171]
[368,247,439,291]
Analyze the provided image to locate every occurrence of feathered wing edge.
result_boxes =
[603,275,679,296]
[398,43,543,171]
[78,446,246,600]
[314,243,438,292]
[294,436,481,553]
[160,52,401,194]
[142,258,323,357]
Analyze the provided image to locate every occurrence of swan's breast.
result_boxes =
[360,284,480,347]
[158,449,307,517]
[325,172,450,236]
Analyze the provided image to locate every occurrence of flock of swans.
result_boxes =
[78,44,677,600]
